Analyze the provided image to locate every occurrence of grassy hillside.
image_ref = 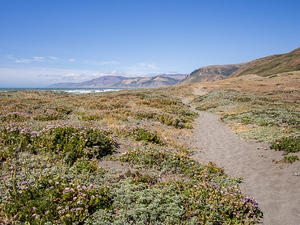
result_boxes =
[181,64,242,84]
[182,47,300,85]
[231,47,300,77]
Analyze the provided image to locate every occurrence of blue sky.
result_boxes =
[0,0,299,87]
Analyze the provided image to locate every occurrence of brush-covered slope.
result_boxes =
[231,47,300,77]
[182,47,300,84]
[181,64,242,84]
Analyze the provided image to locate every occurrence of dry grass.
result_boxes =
[192,71,300,103]
[0,88,263,224]
[186,71,300,143]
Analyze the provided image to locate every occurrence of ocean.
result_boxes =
[0,88,125,94]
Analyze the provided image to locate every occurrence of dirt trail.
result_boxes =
[185,100,300,225]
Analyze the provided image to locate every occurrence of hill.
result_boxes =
[181,47,300,84]
[231,47,300,77]
[49,74,187,88]
[181,64,242,84]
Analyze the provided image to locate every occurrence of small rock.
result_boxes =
[257,147,260,150]
[264,148,268,150]
[294,172,300,176]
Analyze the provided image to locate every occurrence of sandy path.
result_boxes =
[191,110,300,225]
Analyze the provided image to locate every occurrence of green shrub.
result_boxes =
[283,155,299,163]
[33,109,65,121]
[123,170,158,185]
[85,179,186,225]
[118,149,225,183]
[55,106,72,115]
[0,126,33,155]
[34,113,62,121]
[2,176,111,225]
[82,114,102,121]
[174,181,262,224]
[196,104,218,111]
[170,108,198,118]
[0,112,27,122]
[135,111,192,128]
[38,126,115,164]
[126,128,162,145]
[0,126,115,164]
[85,179,262,225]
[0,148,9,162]
[139,98,178,108]
[270,136,300,153]
[73,158,99,174]
[157,113,186,128]
[222,110,300,127]
[135,111,156,120]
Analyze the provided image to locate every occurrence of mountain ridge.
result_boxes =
[49,74,187,88]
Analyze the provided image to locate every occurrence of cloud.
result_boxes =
[0,66,129,87]
[68,58,76,62]
[7,55,60,64]
[16,56,44,63]
[137,62,158,70]
[125,62,160,75]
[84,60,119,66]
[7,55,121,67]
[48,56,59,61]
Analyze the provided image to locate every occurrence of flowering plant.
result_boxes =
[2,176,111,224]
[0,125,115,164]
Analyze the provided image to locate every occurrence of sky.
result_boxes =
[0,0,300,87]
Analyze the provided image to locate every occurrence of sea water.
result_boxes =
[0,88,125,94]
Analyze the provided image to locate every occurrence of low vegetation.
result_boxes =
[0,125,115,165]
[230,47,300,77]
[190,72,300,165]
[192,72,300,142]
[123,127,163,145]
[282,155,299,164]
[0,89,262,224]
[193,89,298,141]
[270,135,300,153]
[4,176,111,224]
